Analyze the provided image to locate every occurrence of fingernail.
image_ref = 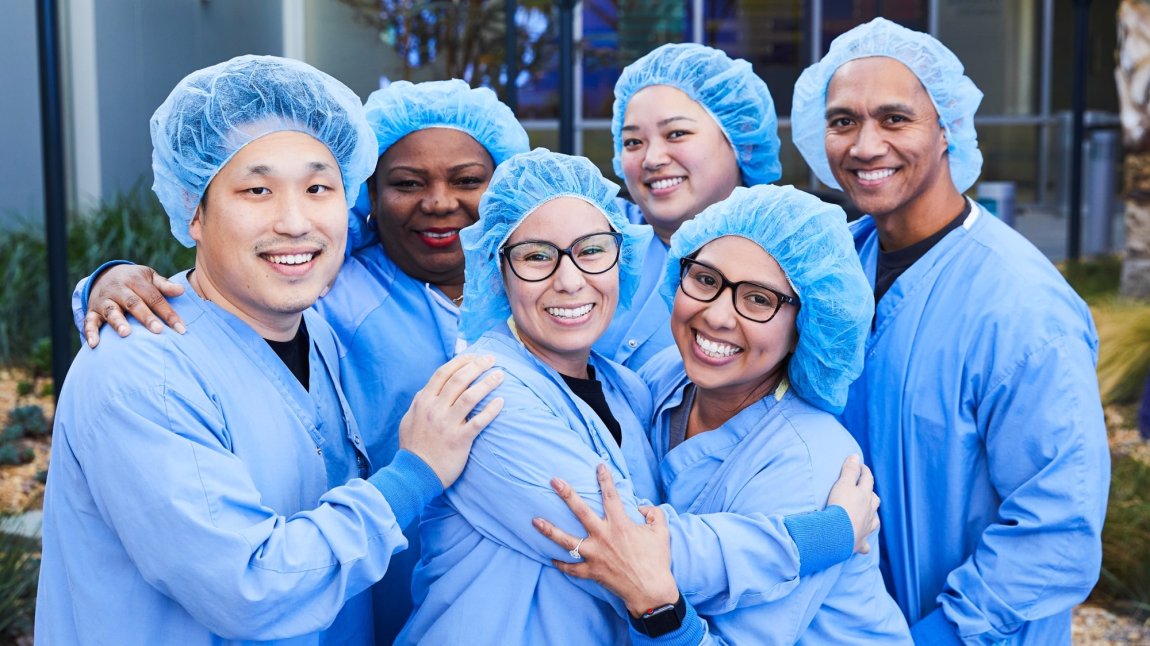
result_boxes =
[148,321,163,334]
[174,322,187,334]
[118,325,129,335]
[86,335,96,347]
[597,463,607,476]
[848,454,860,463]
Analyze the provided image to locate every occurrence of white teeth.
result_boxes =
[649,177,684,190]
[546,304,593,319]
[267,253,315,265]
[857,168,895,181]
[695,332,741,358]
[421,230,456,239]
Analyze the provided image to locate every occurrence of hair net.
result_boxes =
[459,148,652,343]
[663,184,873,414]
[791,17,984,193]
[349,79,531,247]
[151,55,377,247]
[611,43,781,187]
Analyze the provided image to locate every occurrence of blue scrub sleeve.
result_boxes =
[447,375,829,614]
[935,335,1109,641]
[72,260,135,337]
[368,449,444,529]
[628,598,707,646]
[911,608,964,646]
[74,382,409,639]
[784,504,854,576]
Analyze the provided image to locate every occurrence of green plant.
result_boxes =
[0,184,195,366]
[1059,255,1123,305]
[1092,453,1150,613]
[7,406,47,438]
[0,513,40,638]
[1094,300,1150,405]
[0,445,32,467]
[15,381,31,398]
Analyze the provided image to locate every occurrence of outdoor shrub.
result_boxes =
[1094,301,1150,406]
[0,185,195,366]
[7,406,47,438]
[0,445,32,467]
[1092,453,1150,612]
[0,514,40,639]
[15,381,31,397]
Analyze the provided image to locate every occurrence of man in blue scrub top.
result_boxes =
[792,18,1110,644]
[35,56,502,645]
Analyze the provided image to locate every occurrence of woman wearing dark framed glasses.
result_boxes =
[399,152,880,645]
[534,184,911,644]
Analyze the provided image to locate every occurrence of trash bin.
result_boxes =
[976,181,1016,228]
[1084,127,1119,256]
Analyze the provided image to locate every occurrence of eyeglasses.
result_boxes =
[678,257,800,323]
[501,232,623,282]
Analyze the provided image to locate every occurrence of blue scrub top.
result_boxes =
[842,202,1110,644]
[644,351,911,644]
[38,272,414,644]
[317,243,462,642]
[595,198,676,370]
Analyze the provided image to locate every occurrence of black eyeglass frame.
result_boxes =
[500,231,624,283]
[677,257,800,323]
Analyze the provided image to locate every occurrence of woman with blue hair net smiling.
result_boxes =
[595,42,783,370]
[68,77,530,642]
[533,184,910,644]
[398,150,881,644]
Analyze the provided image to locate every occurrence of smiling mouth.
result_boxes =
[546,304,594,319]
[855,168,895,181]
[648,177,685,191]
[264,252,316,266]
[417,228,461,248]
[695,332,742,358]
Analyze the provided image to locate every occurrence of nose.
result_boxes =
[643,138,670,171]
[420,182,459,216]
[701,285,739,330]
[550,253,588,294]
[850,121,889,161]
[273,193,313,237]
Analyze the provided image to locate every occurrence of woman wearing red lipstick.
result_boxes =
[67,78,530,643]
[595,43,783,371]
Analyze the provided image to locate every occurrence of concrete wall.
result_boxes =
[0,0,45,228]
[85,0,284,203]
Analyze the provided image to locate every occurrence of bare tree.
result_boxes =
[1117,0,1150,299]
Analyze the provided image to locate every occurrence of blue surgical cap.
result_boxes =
[151,55,377,247]
[459,149,653,343]
[663,185,873,414]
[791,17,984,193]
[349,79,531,246]
[611,43,781,187]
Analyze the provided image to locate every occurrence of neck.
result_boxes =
[438,282,464,304]
[688,368,785,438]
[189,267,302,342]
[873,188,967,252]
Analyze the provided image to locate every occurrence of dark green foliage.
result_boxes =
[0,445,32,467]
[1092,454,1150,613]
[1060,255,1122,305]
[0,514,40,639]
[15,381,31,398]
[7,406,47,438]
[0,185,195,367]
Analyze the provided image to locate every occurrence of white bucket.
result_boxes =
[975,182,1016,228]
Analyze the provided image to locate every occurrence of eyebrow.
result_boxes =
[242,161,335,176]
[825,102,919,120]
[387,162,489,174]
[621,115,698,132]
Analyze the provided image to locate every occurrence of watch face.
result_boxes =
[635,595,685,638]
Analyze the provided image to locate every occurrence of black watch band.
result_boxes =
[629,593,686,638]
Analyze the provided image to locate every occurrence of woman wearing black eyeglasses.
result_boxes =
[534,184,911,644]
[397,152,881,645]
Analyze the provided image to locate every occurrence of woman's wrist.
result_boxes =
[624,573,681,617]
